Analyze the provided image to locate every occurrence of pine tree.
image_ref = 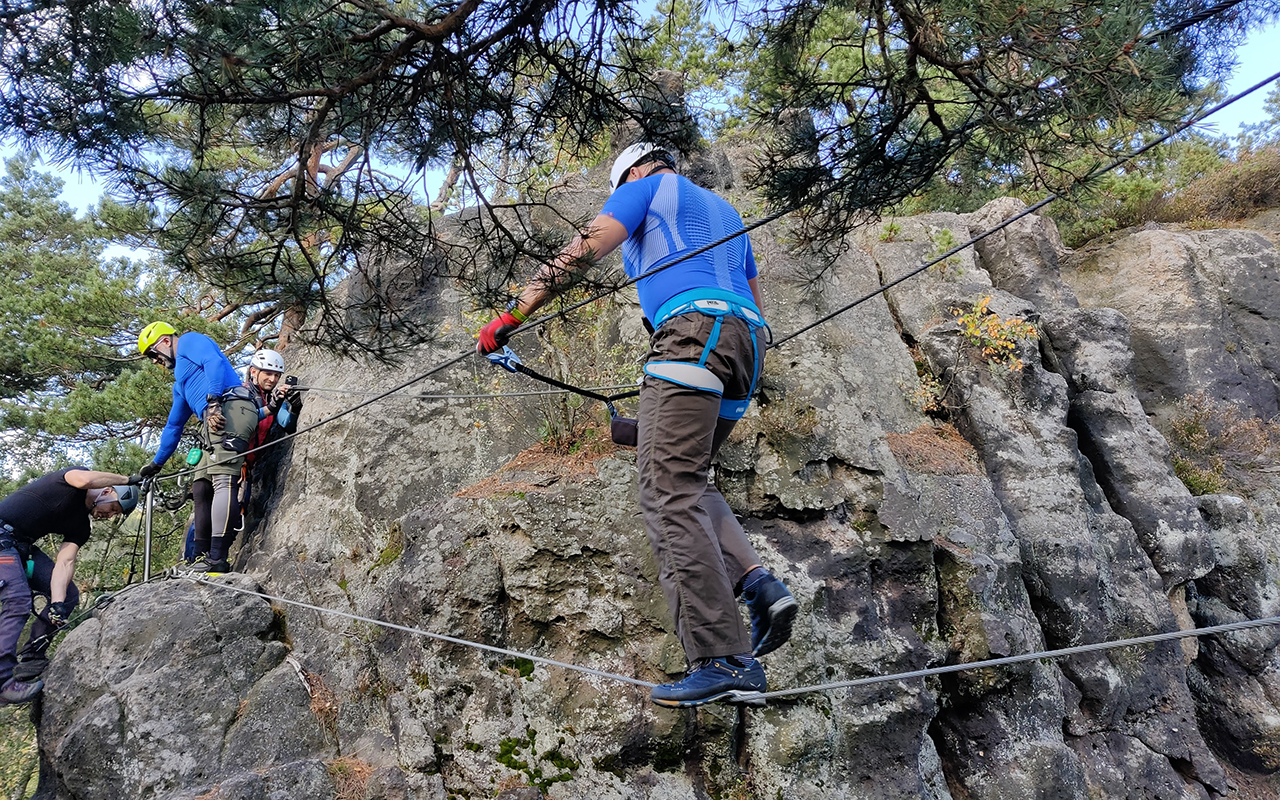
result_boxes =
[0,154,227,474]
[0,0,1271,348]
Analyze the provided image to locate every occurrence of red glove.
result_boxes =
[477,311,523,354]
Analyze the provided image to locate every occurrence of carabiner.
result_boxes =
[486,346,524,374]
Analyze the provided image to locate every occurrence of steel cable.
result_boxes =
[182,574,1280,703]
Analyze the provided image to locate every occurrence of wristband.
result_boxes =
[505,300,528,324]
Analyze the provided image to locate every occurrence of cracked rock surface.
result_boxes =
[35,162,1280,799]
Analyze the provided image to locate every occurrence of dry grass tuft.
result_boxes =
[1161,393,1280,497]
[457,423,620,499]
[306,671,340,735]
[326,756,373,800]
[887,424,981,475]
[1168,148,1280,222]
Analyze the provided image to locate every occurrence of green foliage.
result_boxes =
[0,0,1265,345]
[624,0,746,134]
[502,656,536,680]
[879,222,902,242]
[0,706,37,800]
[0,154,203,590]
[952,296,1039,372]
[372,521,405,569]
[496,729,575,791]
[929,228,962,276]
[1238,79,1280,152]
[0,155,227,466]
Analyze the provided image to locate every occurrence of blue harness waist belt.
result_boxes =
[645,288,768,420]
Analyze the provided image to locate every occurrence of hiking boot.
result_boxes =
[742,570,797,657]
[12,656,49,683]
[204,559,232,576]
[0,678,43,705]
[173,555,218,577]
[650,656,766,708]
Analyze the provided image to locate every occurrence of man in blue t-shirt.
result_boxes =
[137,322,261,576]
[477,144,798,707]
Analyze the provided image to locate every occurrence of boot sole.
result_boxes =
[651,689,767,708]
[753,595,798,657]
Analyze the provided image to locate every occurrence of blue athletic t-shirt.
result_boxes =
[153,332,243,466]
[600,173,757,321]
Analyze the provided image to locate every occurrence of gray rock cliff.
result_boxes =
[31,158,1280,799]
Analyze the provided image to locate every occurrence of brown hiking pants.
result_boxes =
[638,312,766,662]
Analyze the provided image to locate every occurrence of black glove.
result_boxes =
[139,462,162,479]
[47,601,73,627]
[126,473,144,485]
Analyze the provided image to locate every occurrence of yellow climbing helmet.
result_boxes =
[138,321,177,354]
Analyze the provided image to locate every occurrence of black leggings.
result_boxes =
[192,475,241,562]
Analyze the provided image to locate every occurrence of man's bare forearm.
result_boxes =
[512,214,630,319]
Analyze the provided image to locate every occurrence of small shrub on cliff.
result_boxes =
[1166,147,1280,222]
[952,296,1039,372]
[929,227,963,276]
[879,221,902,242]
[1162,393,1280,496]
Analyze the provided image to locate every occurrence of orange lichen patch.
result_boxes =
[457,431,622,500]
[887,424,981,475]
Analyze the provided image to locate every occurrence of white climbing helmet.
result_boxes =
[610,143,670,191]
[250,348,286,374]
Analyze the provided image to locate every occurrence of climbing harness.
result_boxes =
[646,289,769,421]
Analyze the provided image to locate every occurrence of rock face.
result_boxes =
[34,157,1280,799]
[34,577,336,800]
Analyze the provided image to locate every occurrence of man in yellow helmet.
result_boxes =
[137,322,259,575]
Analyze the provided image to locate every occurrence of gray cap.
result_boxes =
[112,485,140,518]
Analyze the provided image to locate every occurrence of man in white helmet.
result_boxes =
[179,348,304,564]
[477,143,797,707]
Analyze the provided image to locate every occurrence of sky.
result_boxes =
[3,19,1277,226]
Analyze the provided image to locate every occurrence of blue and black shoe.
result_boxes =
[0,677,43,705]
[650,656,766,708]
[742,570,797,657]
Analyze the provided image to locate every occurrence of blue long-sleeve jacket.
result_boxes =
[152,332,243,466]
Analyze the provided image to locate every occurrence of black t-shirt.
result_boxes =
[0,467,93,547]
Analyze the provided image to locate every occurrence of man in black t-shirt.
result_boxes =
[0,467,140,704]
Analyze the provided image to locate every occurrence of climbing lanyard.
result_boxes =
[485,347,639,419]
